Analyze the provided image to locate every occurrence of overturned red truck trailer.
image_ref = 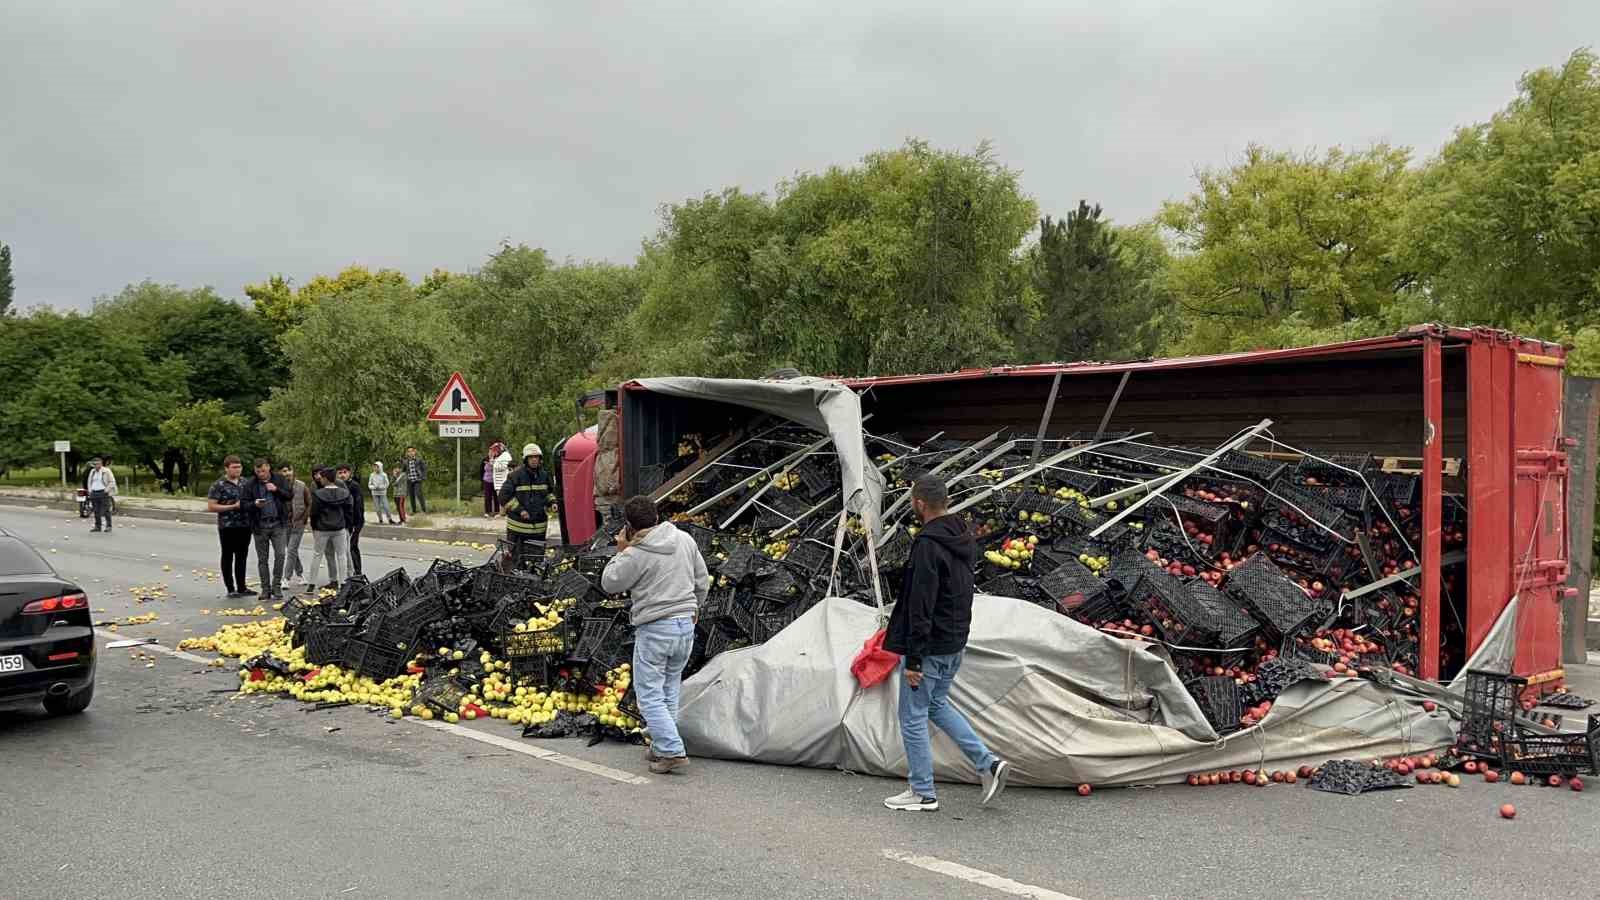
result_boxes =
[568,326,1588,686]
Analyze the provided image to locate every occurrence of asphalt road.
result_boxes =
[3,504,1596,900]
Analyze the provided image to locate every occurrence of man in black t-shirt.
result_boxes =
[336,463,365,576]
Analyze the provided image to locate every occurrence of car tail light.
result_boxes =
[22,592,88,614]
[48,651,80,662]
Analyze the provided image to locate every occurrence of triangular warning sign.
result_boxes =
[427,372,485,422]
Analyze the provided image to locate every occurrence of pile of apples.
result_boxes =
[983,535,1037,570]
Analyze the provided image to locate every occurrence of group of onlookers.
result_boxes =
[202,448,435,599]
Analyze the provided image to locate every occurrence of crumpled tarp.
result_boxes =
[678,595,1457,788]
[635,376,885,534]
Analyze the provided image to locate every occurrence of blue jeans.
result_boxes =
[633,616,695,757]
[898,651,996,798]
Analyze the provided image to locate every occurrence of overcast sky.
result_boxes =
[3,2,1595,310]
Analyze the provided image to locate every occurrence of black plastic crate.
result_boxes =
[344,640,411,681]
[584,640,634,683]
[1375,472,1421,511]
[679,522,720,558]
[369,569,412,603]
[1196,448,1287,484]
[1186,675,1243,734]
[415,677,466,715]
[575,547,619,580]
[727,593,755,638]
[754,565,804,604]
[1142,524,1217,564]
[303,621,356,665]
[702,625,731,662]
[1260,531,1359,582]
[1105,549,1160,596]
[718,544,774,582]
[540,571,590,604]
[1222,553,1319,640]
[875,529,914,573]
[472,569,546,606]
[1038,560,1108,608]
[977,573,1032,601]
[1501,717,1600,777]
[1134,569,1220,647]
[701,581,738,622]
[1185,580,1259,647]
[782,540,834,578]
[754,491,812,536]
[1295,452,1374,485]
[569,614,625,664]
[752,606,799,643]
[500,619,574,659]
[1460,669,1528,760]
[792,456,840,500]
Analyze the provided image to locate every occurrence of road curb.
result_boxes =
[0,495,508,546]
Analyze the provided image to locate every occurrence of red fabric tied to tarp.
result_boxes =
[851,628,901,689]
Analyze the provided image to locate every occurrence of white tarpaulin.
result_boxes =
[678,595,1458,788]
[635,376,885,531]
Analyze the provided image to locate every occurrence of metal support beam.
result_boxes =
[949,432,1152,517]
[1031,372,1063,464]
[717,432,837,529]
[1089,420,1273,539]
[1094,371,1131,441]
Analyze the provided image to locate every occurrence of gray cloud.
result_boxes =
[3,1,1594,309]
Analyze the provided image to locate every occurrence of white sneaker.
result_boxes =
[883,789,939,812]
[981,759,1011,806]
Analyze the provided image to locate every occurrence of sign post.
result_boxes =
[427,372,486,507]
[54,441,71,487]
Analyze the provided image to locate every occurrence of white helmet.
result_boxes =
[522,443,543,460]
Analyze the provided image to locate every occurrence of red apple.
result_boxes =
[1077,783,1092,797]
[1500,803,1516,819]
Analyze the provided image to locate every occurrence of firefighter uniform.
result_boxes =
[499,443,552,553]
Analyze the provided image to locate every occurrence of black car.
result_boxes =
[0,527,95,715]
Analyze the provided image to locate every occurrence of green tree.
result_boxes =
[1403,49,1600,367]
[1026,202,1168,363]
[0,243,13,316]
[1159,144,1417,353]
[259,278,464,475]
[246,266,411,337]
[0,311,189,477]
[614,140,1039,379]
[159,399,249,489]
[440,244,640,449]
[94,281,283,417]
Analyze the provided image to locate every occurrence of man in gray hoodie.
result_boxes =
[600,495,709,775]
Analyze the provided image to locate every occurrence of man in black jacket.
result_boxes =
[336,464,365,576]
[881,476,1010,812]
[239,459,290,601]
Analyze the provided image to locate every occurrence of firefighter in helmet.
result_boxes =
[498,442,553,554]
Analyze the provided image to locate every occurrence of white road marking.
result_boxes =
[94,631,213,664]
[882,849,1083,900]
[406,717,650,785]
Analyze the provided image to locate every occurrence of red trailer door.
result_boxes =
[1510,348,1569,681]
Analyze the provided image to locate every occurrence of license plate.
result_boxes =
[0,654,23,674]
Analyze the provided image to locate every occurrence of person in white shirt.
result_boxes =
[85,457,117,533]
[490,442,513,517]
